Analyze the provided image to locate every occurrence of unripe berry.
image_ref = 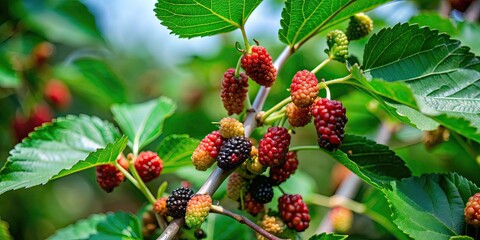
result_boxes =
[241,45,277,87]
[286,103,311,127]
[330,206,353,233]
[185,194,212,228]
[325,30,349,62]
[465,193,480,227]
[192,131,224,171]
[218,117,244,138]
[134,151,163,182]
[221,68,249,115]
[346,13,373,41]
[290,70,319,108]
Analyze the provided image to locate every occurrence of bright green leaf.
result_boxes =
[157,134,199,174]
[383,173,480,240]
[0,115,126,195]
[0,220,12,240]
[112,97,177,154]
[47,212,142,240]
[409,12,458,36]
[363,23,480,141]
[154,0,263,38]
[450,236,474,240]
[54,58,127,108]
[308,232,348,240]
[329,135,411,188]
[279,0,387,47]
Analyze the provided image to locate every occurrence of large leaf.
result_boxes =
[54,58,127,108]
[0,115,126,195]
[157,134,199,174]
[329,135,411,188]
[23,0,103,46]
[112,97,176,154]
[154,0,263,38]
[383,173,480,240]
[309,233,348,240]
[48,212,142,240]
[279,0,388,47]
[363,23,480,141]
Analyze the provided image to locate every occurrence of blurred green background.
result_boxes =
[1,0,479,239]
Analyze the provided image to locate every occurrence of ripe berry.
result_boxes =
[134,151,163,182]
[96,164,125,193]
[240,193,265,216]
[269,151,299,185]
[185,194,212,228]
[30,104,53,127]
[278,194,310,232]
[248,175,274,204]
[12,104,53,142]
[191,131,224,171]
[330,206,353,233]
[241,45,277,87]
[290,70,319,108]
[218,117,244,138]
[217,136,252,171]
[258,127,291,167]
[465,193,480,227]
[44,79,71,109]
[167,187,194,218]
[325,30,349,62]
[286,103,311,127]
[311,98,348,151]
[221,68,249,115]
[227,172,248,201]
[256,214,285,240]
[154,197,168,216]
[346,13,373,41]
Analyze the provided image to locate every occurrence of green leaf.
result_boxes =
[154,0,263,38]
[0,115,126,195]
[157,134,199,174]
[23,0,103,46]
[0,56,20,88]
[308,232,348,240]
[0,220,12,240]
[48,212,142,240]
[450,236,474,240]
[279,0,388,47]
[363,23,480,141]
[54,58,127,108]
[111,97,176,154]
[409,12,458,36]
[329,135,411,188]
[383,173,480,240]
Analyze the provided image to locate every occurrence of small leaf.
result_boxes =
[363,23,480,141]
[309,232,348,240]
[279,0,388,47]
[329,135,411,188]
[0,220,12,240]
[0,115,126,195]
[383,173,480,240]
[450,236,474,240]
[54,58,127,108]
[112,97,176,154]
[47,212,142,240]
[154,0,263,38]
[157,134,200,174]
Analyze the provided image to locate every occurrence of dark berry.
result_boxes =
[290,70,319,108]
[278,194,310,232]
[217,136,252,170]
[134,151,163,182]
[258,127,291,167]
[286,103,311,127]
[241,45,277,87]
[240,193,265,216]
[192,131,224,171]
[167,187,194,218]
[96,163,125,193]
[269,151,299,185]
[221,68,249,115]
[311,98,347,151]
[449,0,474,12]
[248,175,274,204]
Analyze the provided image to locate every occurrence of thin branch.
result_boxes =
[210,205,288,240]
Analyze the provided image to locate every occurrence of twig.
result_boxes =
[158,45,294,240]
[316,122,393,233]
[209,205,288,240]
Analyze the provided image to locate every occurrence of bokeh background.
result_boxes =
[1,0,479,239]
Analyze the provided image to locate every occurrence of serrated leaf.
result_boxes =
[279,0,387,47]
[0,220,12,240]
[157,134,199,174]
[383,173,480,240]
[0,115,126,195]
[363,23,480,141]
[54,58,127,108]
[309,232,348,240]
[154,0,263,38]
[450,236,474,240]
[329,135,411,188]
[112,97,176,154]
[47,212,141,240]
